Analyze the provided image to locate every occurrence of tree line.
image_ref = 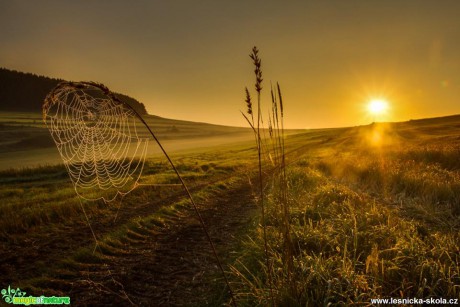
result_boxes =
[0,68,148,115]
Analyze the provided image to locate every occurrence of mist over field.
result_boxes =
[0,129,256,171]
[0,109,259,170]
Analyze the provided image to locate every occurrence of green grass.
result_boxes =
[0,148,255,236]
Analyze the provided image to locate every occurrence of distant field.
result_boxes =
[0,111,304,170]
[1,113,459,305]
[0,111,252,137]
[0,111,253,144]
[0,112,237,170]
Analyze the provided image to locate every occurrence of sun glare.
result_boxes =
[368,99,388,115]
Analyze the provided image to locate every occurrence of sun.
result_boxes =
[368,99,388,115]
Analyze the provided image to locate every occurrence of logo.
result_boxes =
[1,286,70,305]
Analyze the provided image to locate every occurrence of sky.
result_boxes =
[1,0,460,129]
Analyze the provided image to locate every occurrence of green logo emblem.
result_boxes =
[1,286,27,304]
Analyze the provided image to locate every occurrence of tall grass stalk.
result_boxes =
[254,47,276,307]
[243,46,275,306]
[242,47,297,304]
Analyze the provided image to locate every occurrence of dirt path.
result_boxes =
[1,179,257,306]
[0,183,193,284]
[70,181,257,306]
[125,187,255,306]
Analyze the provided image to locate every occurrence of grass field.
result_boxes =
[230,116,460,305]
[1,112,460,305]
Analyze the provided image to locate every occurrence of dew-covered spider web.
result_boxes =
[43,82,149,202]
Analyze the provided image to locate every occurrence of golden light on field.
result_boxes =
[368,99,389,115]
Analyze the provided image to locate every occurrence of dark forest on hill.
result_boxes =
[0,68,148,115]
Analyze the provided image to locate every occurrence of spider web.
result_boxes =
[43,82,149,202]
[42,82,234,304]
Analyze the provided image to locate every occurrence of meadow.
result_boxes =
[229,117,460,305]
[1,109,459,305]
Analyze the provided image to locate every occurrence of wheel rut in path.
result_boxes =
[71,181,257,306]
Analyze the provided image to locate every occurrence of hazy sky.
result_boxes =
[1,1,460,128]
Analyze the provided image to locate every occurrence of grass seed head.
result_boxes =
[250,46,263,93]
[277,82,283,117]
[245,87,253,115]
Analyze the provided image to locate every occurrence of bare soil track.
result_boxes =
[1,179,257,306]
